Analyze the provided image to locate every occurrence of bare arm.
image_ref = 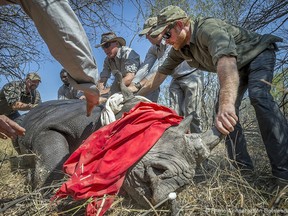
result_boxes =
[0,115,25,139]
[123,73,135,86]
[98,77,108,91]
[137,73,167,96]
[11,102,37,111]
[215,56,239,135]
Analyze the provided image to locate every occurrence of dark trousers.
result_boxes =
[225,48,288,180]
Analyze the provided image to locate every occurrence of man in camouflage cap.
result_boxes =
[129,16,203,132]
[137,5,288,185]
[0,72,42,120]
[138,17,158,37]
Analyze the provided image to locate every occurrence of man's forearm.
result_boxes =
[137,73,167,96]
[97,78,107,91]
[217,56,239,110]
[12,102,36,111]
[123,73,135,86]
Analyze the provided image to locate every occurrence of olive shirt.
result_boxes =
[0,80,41,115]
[134,43,201,83]
[158,17,283,74]
[100,46,140,83]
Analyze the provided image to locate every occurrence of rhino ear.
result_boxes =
[172,113,193,134]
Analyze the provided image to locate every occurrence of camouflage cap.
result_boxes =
[26,72,41,82]
[95,32,126,48]
[150,5,187,37]
[138,17,157,36]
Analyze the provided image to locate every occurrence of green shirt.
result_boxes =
[0,80,41,115]
[159,17,283,74]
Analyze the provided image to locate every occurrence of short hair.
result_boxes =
[60,68,68,75]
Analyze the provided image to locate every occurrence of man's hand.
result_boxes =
[215,103,238,135]
[0,115,25,139]
[84,91,100,117]
[67,75,100,116]
[29,103,38,109]
[79,95,86,100]
[127,83,139,93]
[100,88,110,95]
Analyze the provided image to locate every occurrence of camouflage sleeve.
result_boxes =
[197,18,237,66]
[3,82,22,106]
[34,90,42,104]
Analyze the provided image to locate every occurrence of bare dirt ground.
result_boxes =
[0,127,287,216]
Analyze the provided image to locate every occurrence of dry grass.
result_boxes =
[0,130,287,216]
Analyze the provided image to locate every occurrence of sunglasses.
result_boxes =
[101,41,114,49]
[162,23,175,40]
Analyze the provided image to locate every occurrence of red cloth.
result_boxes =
[53,102,183,216]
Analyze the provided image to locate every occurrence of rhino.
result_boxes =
[12,72,154,188]
[12,72,224,211]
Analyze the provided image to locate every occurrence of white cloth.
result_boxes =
[100,93,151,126]
[100,93,124,126]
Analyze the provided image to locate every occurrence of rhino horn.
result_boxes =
[169,113,193,134]
[111,71,134,101]
[201,127,224,150]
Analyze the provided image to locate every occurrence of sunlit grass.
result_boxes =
[0,131,287,215]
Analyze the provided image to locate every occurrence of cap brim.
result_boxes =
[95,37,126,48]
[138,28,151,37]
[150,24,168,37]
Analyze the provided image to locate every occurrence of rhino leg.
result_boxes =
[32,131,69,188]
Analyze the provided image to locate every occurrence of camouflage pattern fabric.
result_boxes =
[0,81,41,116]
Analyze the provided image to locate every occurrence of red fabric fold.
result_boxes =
[53,102,183,216]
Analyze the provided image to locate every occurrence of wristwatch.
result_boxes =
[134,82,142,90]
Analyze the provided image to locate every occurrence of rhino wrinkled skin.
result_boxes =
[123,117,223,207]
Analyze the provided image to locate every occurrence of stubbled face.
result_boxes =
[60,72,69,85]
[102,41,119,59]
[161,24,187,50]
[25,79,40,92]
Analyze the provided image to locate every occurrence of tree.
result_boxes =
[1,0,287,116]
[0,5,42,81]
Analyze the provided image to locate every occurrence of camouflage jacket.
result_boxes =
[0,80,41,115]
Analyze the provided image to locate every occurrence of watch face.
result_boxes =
[135,82,142,89]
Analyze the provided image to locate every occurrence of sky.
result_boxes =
[0,1,153,102]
